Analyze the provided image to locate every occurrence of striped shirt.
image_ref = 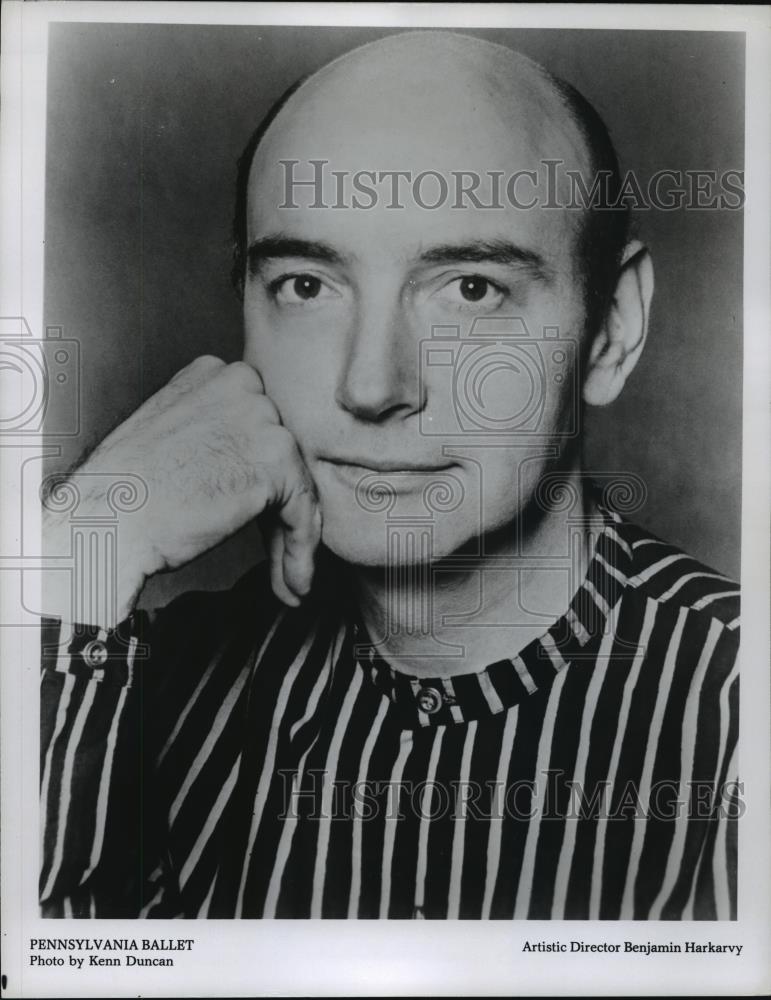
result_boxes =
[40,502,740,919]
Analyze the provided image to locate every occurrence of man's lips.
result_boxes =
[320,456,457,474]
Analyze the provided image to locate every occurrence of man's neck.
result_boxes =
[348,467,602,679]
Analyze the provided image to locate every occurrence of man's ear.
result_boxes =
[582,240,654,407]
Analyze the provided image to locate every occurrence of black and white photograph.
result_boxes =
[1,2,769,997]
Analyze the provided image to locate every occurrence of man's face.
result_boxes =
[242,55,590,565]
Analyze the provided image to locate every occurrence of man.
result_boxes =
[40,31,739,919]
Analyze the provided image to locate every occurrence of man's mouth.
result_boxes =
[320,456,457,475]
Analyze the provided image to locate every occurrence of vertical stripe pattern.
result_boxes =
[39,503,740,920]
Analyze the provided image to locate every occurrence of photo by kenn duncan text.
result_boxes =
[39,27,741,920]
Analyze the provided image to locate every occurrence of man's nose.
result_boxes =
[335,297,426,422]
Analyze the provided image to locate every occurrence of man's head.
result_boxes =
[233,31,653,565]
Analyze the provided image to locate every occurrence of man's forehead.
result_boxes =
[256,36,585,168]
[245,32,589,259]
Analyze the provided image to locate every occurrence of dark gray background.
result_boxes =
[42,24,744,607]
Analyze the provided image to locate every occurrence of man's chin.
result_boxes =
[314,468,521,567]
[319,511,478,568]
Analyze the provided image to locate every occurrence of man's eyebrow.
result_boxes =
[247,235,347,274]
[246,235,553,280]
[418,239,554,280]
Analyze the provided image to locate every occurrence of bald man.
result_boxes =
[40,32,739,920]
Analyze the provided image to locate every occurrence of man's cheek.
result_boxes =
[247,356,325,428]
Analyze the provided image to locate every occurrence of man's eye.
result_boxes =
[268,274,336,305]
[459,276,490,301]
[436,275,506,308]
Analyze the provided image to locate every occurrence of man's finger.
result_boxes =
[279,484,322,598]
[268,526,300,607]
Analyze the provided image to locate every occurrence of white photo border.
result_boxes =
[1,3,769,997]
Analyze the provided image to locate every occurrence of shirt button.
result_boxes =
[416,686,443,715]
[82,639,108,668]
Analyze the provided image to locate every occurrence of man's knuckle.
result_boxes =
[252,393,279,423]
[222,361,264,393]
[265,425,296,460]
[184,355,223,379]
[169,354,223,388]
[193,354,224,371]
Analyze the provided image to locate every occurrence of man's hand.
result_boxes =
[43,356,322,623]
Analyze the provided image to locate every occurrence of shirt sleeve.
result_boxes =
[39,610,181,917]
